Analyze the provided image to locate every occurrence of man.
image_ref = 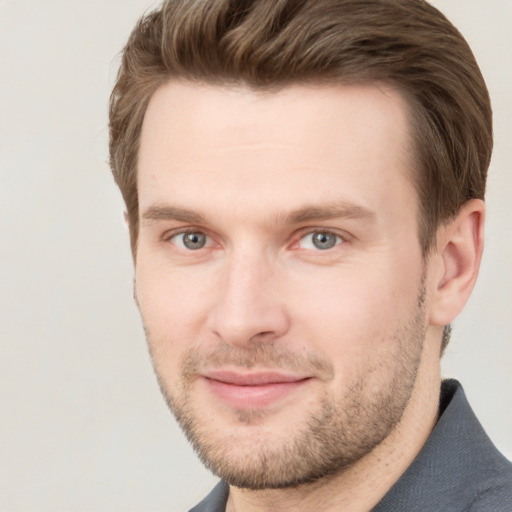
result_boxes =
[109,0,512,510]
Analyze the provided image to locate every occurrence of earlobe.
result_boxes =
[429,199,485,327]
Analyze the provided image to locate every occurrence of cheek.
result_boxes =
[288,260,421,369]
[134,261,213,363]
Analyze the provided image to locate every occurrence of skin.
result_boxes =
[135,81,484,512]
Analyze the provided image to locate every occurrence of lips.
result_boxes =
[201,370,311,409]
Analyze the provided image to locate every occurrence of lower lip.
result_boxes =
[204,378,310,409]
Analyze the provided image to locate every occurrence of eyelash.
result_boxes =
[164,228,215,250]
[162,228,348,252]
[293,229,345,251]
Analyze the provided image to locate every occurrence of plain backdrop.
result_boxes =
[1,1,510,510]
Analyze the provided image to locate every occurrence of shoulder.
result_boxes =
[450,383,512,511]
[465,477,512,511]
[430,380,512,511]
[188,481,229,512]
[374,380,512,512]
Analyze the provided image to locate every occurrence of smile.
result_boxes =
[202,370,312,409]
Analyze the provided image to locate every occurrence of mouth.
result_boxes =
[201,370,312,409]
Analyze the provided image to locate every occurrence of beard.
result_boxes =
[146,285,427,490]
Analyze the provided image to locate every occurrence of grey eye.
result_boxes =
[312,232,338,250]
[180,232,207,250]
[297,231,342,250]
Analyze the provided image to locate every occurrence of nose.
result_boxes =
[207,251,290,347]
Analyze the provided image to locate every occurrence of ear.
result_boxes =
[429,199,485,327]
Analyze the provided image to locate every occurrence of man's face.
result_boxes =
[135,82,435,488]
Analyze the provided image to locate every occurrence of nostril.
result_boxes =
[249,331,274,342]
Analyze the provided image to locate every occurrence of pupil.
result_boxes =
[313,232,336,250]
[184,232,205,249]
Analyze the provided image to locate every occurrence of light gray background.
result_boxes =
[1,1,510,510]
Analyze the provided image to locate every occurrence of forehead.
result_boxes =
[138,81,417,224]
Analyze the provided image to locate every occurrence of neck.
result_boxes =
[226,341,441,512]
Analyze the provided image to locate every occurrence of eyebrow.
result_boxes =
[284,201,376,224]
[141,205,206,224]
[141,200,376,227]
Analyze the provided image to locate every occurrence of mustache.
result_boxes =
[180,342,335,381]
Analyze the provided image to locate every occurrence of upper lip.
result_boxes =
[203,370,310,386]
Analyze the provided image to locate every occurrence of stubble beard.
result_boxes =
[146,286,427,490]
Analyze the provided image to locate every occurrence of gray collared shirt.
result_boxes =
[189,380,512,511]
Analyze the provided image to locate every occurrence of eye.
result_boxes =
[297,231,343,250]
[170,231,210,250]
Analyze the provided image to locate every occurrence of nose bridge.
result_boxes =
[208,245,289,346]
[228,246,267,297]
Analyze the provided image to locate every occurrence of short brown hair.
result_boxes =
[109,0,492,258]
